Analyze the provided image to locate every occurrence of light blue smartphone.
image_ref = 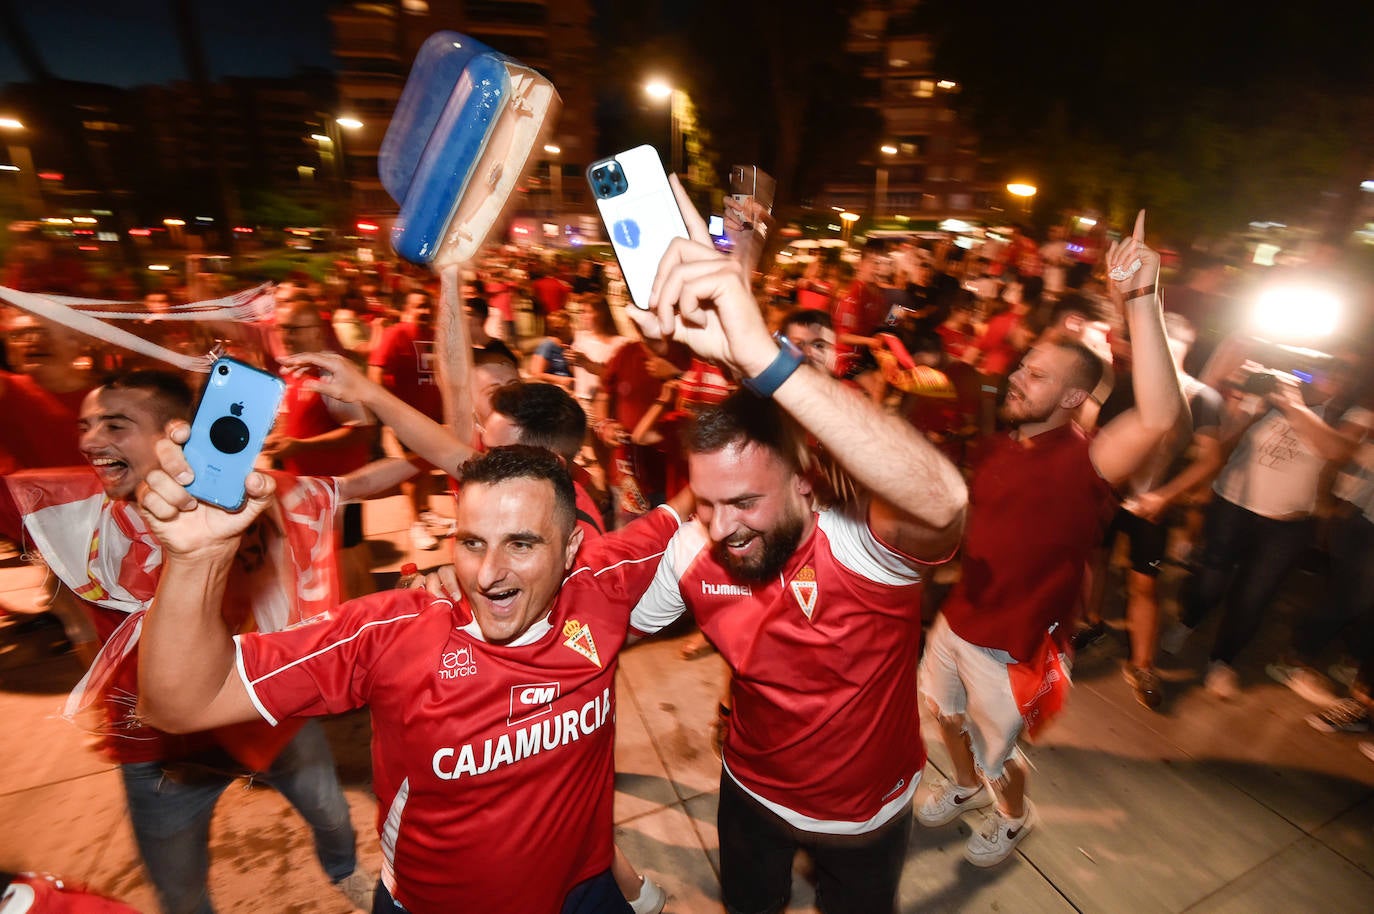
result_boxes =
[184,357,285,511]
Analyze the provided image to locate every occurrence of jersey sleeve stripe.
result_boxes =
[629,520,705,635]
[239,609,428,690]
[235,637,280,726]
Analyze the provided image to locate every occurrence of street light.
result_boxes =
[876,144,897,219]
[1006,182,1037,218]
[313,116,363,236]
[644,80,682,174]
[839,210,860,243]
[543,143,562,217]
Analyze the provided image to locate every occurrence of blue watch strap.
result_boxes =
[742,336,806,398]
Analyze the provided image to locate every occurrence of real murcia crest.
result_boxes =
[790,566,818,620]
[562,618,602,668]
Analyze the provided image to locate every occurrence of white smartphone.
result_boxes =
[586,145,689,309]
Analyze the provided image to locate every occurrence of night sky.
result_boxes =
[0,0,335,87]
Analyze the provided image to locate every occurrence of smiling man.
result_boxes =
[624,178,968,914]
[3,369,374,914]
[135,442,688,914]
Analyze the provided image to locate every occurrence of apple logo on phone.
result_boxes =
[210,403,251,455]
[612,219,641,249]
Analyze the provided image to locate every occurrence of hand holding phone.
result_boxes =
[183,358,286,511]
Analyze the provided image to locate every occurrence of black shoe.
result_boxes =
[1070,621,1107,653]
[1123,664,1163,710]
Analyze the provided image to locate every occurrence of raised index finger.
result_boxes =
[669,174,712,245]
[1133,209,1146,243]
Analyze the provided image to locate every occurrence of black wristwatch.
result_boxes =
[741,334,806,398]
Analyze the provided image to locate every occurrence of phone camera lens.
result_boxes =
[217,364,229,376]
[209,415,250,454]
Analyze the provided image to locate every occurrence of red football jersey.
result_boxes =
[235,506,680,914]
[630,502,930,834]
[941,423,1115,662]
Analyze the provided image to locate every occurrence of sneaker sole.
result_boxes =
[1306,712,1370,734]
[964,805,1037,867]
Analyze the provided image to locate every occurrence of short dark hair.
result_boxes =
[465,295,491,321]
[1051,339,1106,393]
[490,382,587,460]
[473,343,519,370]
[780,308,832,333]
[458,445,576,533]
[102,369,194,424]
[684,390,802,472]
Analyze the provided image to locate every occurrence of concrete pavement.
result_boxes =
[2,492,1371,912]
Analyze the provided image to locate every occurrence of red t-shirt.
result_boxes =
[941,423,1116,662]
[603,344,674,498]
[277,373,371,477]
[630,501,931,833]
[237,507,680,914]
[831,280,886,350]
[0,371,84,474]
[531,276,570,316]
[369,322,443,422]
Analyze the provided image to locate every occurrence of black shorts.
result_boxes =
[1107,506,1167,577]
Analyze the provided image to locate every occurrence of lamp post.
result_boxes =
[876,144,897,220]
[1006,182,1037,219]
[544,143,562,218]
[839,210,860,244]
[644,80,682,175]
[313,116,363,237]
[0,117,41,217]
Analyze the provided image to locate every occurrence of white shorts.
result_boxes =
[918,613,1026,781]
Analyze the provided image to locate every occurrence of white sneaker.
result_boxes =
[964,801,1036,867]
[916,778,993,827]
[1205,660,1240,700]
[419,510,457,538]
[627,875,666,914]
[334,868,376,912]
[1286,668,1339,707]
[410,521,439,551]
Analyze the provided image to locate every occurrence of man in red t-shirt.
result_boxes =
[266,299,377,598]
[916,214,1184,867]
[623,196,968,914]
[135,443,690,913]
[369,289,452,552]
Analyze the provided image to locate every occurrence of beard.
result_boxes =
[997,384,1054,427]
[711,510,807,583]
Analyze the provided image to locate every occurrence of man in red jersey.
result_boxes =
[915,213,1184,867]
[625,178,968,914]
[136,442,688,914]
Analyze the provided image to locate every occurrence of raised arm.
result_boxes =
[135,423,266,732]
[1090,212,1187,486]
[639,178,967,561]
[282,351,476,474]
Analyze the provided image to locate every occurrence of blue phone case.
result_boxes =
[184,358,285,512]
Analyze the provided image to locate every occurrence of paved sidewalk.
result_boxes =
[2,494,1371,912]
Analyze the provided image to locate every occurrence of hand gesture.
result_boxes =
[419,564,463,600]
[137,422,277,559]
[280,351,377,404]
[1128,490,1169,524]
[1105,210,1160,303]
[628,175,778,380]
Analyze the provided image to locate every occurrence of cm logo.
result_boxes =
[508,681,561,726]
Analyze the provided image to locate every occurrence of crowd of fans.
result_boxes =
[2,211,1373,912]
